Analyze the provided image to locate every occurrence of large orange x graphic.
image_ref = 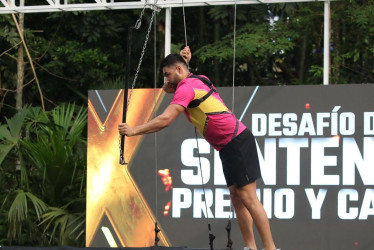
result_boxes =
[86,88,170,247]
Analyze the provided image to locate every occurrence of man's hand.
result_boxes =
[180,46,191,64]
[118,123,135,136]
[117,104,184,136]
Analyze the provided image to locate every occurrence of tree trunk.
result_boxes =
[16,13,25,110]
[12,12,44,110]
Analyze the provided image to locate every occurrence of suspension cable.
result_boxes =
[182,0,188,47]
[231,0,237,114]
[181,1,214,246]
[181,0,190,70]
[228,1,237,245]
[153,12,162,247]
[195,129,211,222]
[194,129,215,250]
[153,9,158,224]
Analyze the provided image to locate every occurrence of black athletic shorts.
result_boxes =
[219,128,261,188]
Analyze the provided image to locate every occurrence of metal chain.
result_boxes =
[118,0,158,159]
[134,0,148,29]
[127,0,159,108]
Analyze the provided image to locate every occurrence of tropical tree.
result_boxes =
[330,0,374,84]
[0,103,87,246]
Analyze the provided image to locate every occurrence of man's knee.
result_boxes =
[229,187,242,205]
[235,184,259,204]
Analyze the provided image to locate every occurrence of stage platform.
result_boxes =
[0,247,213,250]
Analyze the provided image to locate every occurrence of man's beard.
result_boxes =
[169,78,180,90]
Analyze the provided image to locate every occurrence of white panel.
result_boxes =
[0,0,331,14]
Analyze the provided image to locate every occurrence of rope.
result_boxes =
[194,129,211,222]
[228,0,238,235]
[182,0,188,47]
[231,0,237,114]
[181,0,189,70]
[153,11,158,224]
[153,13,161,247]
[181,0,213,245]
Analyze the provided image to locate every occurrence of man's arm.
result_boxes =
[118,104,185,136]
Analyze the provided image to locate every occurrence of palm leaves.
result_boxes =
[8,190,47,222]
[5,190,48,241]
[0,103,87,246]
[0,106,29,166]
[40,202,86,245]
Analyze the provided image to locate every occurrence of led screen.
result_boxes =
[87,84,374,250]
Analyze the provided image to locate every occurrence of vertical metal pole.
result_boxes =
[323,0,330,85]
[165,7,171,56]
[119,27,132,165]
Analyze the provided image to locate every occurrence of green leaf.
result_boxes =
[0,143,14,167]
[0,124,13,141]
[5,107,29,142]
[25,192,48,220]
[8,190,47,223]
[0,107,30,165]
[8,190,27,222]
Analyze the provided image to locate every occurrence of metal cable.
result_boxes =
[194,128,211,223]
[153,11,158,223]
[182,0,188,47]
[232,0,237,114]
[229,0,238,223]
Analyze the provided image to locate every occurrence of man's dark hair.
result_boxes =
[160,53,188,70]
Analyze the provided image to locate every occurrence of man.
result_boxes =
[118,47,279,250]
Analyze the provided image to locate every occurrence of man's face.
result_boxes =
[163,65,182,90]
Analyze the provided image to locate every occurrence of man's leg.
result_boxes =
[234,181,276,250]
[229,186,257,250]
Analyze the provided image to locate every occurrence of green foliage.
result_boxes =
[0,15,31,49]
[40,203,85,245]
[75,11,124,43]
[197,23,295,62]
[307,65,323,84]
[0,104,86,246]
[328,0,374,83]
[0,107,29,166]
[7,190,48,223]
[0,25,20,45]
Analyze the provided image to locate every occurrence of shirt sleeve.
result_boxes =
[170,82,195,109]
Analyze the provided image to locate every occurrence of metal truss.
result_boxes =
[1,0,327,14]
